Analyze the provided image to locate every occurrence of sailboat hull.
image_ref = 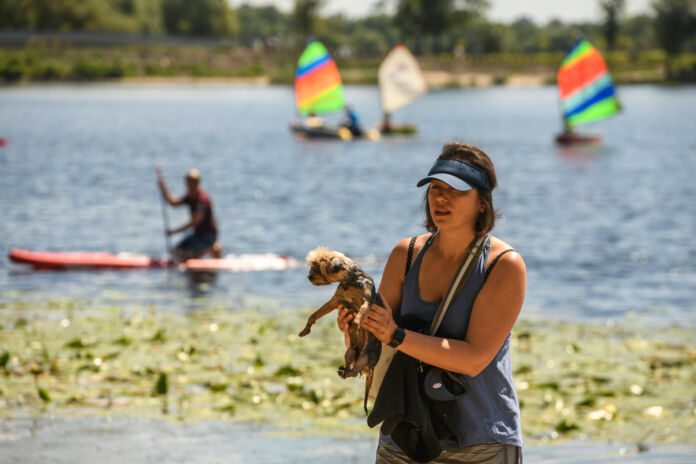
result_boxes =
[378,124,418,135]
[555,132,602,145]
[289,122,352,140]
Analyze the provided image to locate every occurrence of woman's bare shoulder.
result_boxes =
[391,233,431,253]
[387,233,431,267]
[488,236,525,270]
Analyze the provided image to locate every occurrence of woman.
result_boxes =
[339,142,525,463]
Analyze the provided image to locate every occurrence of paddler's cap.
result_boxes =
[186,169,200,180]
[417,158,492,192]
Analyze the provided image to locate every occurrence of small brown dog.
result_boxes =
[300,247,382,412]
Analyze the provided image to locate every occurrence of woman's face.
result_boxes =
[427,179,481,232]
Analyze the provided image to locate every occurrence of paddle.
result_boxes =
[156,167,173,262]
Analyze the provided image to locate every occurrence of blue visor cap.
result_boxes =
[416,158,492,192]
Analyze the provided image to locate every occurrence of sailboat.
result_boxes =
[289,40,378,141]
[555,39,621,145]
[377,44,428,135]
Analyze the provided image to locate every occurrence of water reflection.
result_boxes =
[184,269,218,297]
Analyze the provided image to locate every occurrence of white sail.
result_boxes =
[378,45,428,114]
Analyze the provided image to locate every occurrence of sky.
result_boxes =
[231,0,653,23]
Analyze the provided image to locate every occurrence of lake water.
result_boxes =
[1,83,695,326]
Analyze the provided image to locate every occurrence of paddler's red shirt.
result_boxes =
[184,189,217,236]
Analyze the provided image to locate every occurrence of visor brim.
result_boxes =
[416,173,476,191]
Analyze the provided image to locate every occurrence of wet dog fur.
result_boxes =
[300,247,382,412]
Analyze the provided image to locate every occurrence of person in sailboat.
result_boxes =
[379,112,394,134]
[341,105,364,136]
[338,142,525,463]
[305,112,324,128]
[561,120,576,137]
[157,169,222,261]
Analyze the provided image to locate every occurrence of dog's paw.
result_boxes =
[338,366,359,378]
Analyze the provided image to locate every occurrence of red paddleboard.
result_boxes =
[8,249,164,270]
[8,249,297,272]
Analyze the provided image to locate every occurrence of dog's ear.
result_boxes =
[330,258,344,274]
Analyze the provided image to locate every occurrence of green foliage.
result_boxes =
[653,0,696,56]
[237,5,291,48]
[73,55,136,79]
[391,0,492,54]
[601,0,626,50]
[293,0,323,40]
[160,0,237,37]
[0,0,238,36]
[0,1,695,82]
[0,0,146,32]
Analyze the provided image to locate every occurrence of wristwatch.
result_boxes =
[388,326,406,348]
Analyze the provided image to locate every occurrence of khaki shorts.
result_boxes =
[375,437,522,464]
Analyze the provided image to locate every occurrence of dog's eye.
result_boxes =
[330,261,343,273]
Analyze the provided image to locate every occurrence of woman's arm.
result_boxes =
[362,250,526,377]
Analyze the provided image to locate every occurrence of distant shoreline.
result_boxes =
[0,72,672,88]
[0,45,685,87]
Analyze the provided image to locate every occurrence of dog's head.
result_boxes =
[305,247,353,285]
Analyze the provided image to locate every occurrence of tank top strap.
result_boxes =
[484,248,516,282]
[406,231,437,276]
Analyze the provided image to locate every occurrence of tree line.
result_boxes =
[1,0,695,59]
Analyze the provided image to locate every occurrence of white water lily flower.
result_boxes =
[630,384,644,395]
[644,406,663,417]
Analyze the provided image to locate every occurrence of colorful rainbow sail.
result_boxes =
[294,41,345,115]
[557,40,620,127]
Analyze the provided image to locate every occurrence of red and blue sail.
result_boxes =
[557,40,620,127]
[294,41,345,115]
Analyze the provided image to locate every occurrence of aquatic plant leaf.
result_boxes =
[37,386,51,402]
[535,381,560,391]
[113,336,133,346]
[274,365,301,377]
[65,338,88,349]
[514,365,532,375]
[151,330,167,343]
[154,372,168,396]
[0,351,9,369]
[576,395,598,407]
[554,419,580,433]
[205,383,227,393]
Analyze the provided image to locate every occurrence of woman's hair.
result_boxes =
[423,142,499,236]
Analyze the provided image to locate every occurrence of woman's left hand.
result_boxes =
[360,293,398,344]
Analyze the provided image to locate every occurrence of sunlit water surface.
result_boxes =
[1,83,695,326]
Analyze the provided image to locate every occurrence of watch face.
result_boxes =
[390,327,404,347]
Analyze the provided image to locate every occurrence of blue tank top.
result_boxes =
[384,233,523,450]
